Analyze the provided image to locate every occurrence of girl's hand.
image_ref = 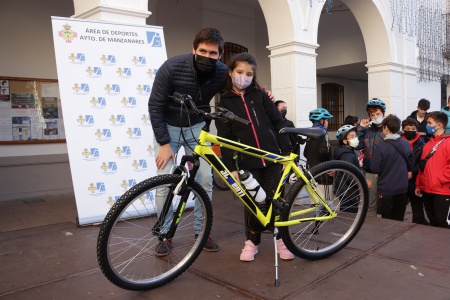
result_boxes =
[231,170,240,184]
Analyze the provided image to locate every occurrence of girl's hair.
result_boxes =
[225,52,261,91]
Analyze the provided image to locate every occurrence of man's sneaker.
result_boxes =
[277,239,294,260]
[195,234,220,252]
[155,239,172,257]
[240,240,259,262]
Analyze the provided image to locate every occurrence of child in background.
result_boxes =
[441,97,450,133]
[357,98,387,217]
[215,52,294,261]
[334,124,360,212]
[371,115,414,221]
[408,98,430,142]
[304,108,333,169]
[415,111,450,228]
[401,117,427,225]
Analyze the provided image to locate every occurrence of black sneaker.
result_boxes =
[195,234,220,252]
[155,239,173,257]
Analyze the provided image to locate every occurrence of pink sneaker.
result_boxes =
[277,239,294,260]
[240,240,259,261]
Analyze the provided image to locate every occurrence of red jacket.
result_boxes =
[415,133,450,195]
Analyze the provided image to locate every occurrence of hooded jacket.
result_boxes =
[371,135,414,196]
[216,84,291,172]
[148,53,228,145]
[334,145,359,168]
[415,133,450,195]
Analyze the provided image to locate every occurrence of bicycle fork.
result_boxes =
[153,155,200,241]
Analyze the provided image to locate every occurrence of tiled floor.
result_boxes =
[0,195,78,232]
[0,192,415,233]
[0,192,448,300]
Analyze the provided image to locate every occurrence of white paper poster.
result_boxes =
[51,17,166,225]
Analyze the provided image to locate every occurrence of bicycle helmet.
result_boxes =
[441,106,450,132]
[309,108,333,121]
[336,125,356,140]
[365,98,386,113]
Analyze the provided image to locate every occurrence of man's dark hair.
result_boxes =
[401,117,419,129]
[381,114,401,133]
[193,28,224,54]
[274,100,286,107]
[353,115,359,124]
[427,111,449,128]
[418,98,430,110]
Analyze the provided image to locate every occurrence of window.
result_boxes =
[220,42,248,65]
[215,43,248,106]
[321,83,344,131]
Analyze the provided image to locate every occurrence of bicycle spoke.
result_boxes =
[280,161,368,260]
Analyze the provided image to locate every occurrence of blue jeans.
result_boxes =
[153,122,213,234]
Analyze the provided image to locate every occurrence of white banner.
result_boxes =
[51,17,167,225]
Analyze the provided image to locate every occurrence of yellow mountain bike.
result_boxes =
[97,93,368,291]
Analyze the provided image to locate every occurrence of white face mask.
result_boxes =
[371,116,384,125]
[348,137,359,148]
[231,75,253,90]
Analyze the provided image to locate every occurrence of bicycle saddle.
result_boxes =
[279,127,326,139]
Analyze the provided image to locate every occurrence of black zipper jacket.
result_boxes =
[148,53,227,145]
[216,84,291,172]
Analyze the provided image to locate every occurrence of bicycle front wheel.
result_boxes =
[279,160,368,260]
[97,174,212,290]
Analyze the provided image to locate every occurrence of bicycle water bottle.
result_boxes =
[238,170,266,203]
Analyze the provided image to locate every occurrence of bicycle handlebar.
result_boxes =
[169,92,251,127]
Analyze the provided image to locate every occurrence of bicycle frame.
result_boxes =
[189,128,337,228]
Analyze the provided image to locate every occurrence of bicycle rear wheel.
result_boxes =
[97,174,212,290]
[279,160,368,260]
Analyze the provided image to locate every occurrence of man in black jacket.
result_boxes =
[275,100,300,158]
[148,28,228,255]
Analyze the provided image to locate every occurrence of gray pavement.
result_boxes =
[0,190,449,300]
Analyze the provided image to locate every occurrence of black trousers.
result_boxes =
[244,163,282,245]
[408,184,429,225]
[422,192,450,229]
[377,193,408,221]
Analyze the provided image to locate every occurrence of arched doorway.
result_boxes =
[259,0,394,126]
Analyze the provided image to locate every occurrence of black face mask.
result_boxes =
[194,54,218,74]
[280,108,287,118]
[403,130,416,140]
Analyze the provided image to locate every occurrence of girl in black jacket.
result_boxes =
[216,53,293,262]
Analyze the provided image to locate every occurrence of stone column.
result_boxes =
[367,61,422,118]
[72,0,151,24]
[268,41,319,127]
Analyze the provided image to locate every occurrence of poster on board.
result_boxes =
[52,17,167,225]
